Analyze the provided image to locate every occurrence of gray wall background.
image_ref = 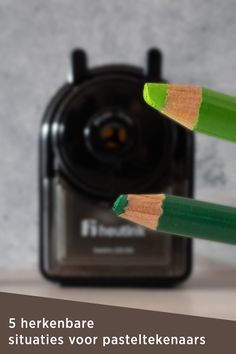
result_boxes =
[1,0,236,269]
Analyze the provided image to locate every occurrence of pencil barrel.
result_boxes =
[195,88,236,143]
[158,195,236,244]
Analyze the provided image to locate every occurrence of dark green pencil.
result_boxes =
[113,194,236,244]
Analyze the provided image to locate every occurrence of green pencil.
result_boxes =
[112,194,236,244]
[143,83,236,143]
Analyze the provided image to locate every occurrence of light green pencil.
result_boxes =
[143,83,236,143]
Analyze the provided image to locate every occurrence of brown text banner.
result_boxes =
[0,292,235,353]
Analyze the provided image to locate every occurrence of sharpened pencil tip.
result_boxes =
[112,194,128,215]
[143,83,168,112]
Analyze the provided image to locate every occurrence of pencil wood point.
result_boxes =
[113,194,165,230]
[143,83,202,130]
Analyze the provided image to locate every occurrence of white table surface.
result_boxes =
[0,256,235,321]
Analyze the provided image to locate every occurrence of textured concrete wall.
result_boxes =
[1,0,236,268]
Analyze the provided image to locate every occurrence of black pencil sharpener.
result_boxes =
[39,48,194,285]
